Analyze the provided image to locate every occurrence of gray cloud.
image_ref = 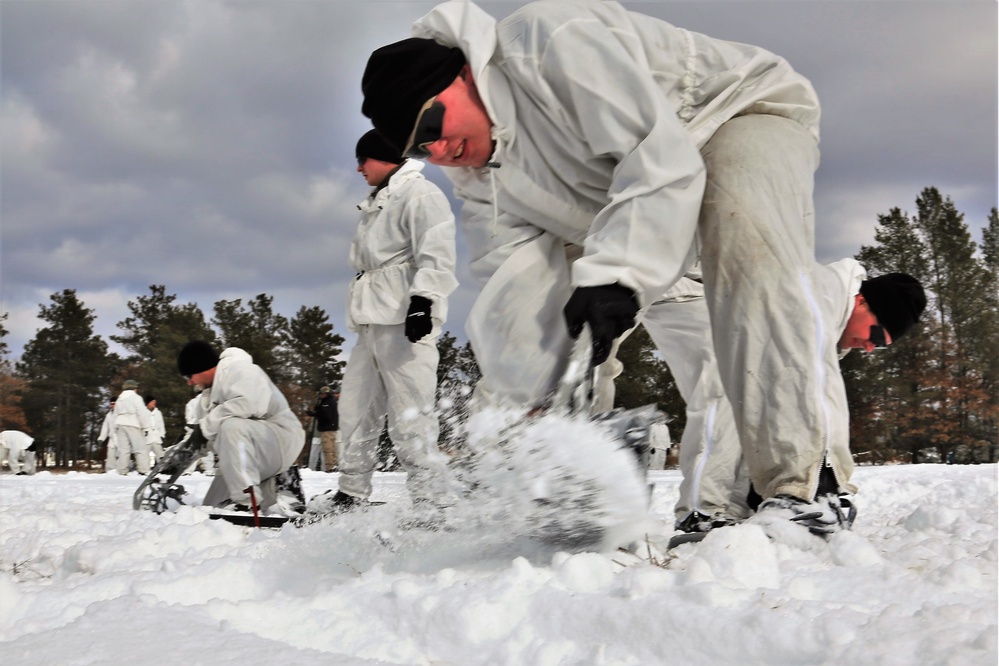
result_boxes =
[2,0,996,361]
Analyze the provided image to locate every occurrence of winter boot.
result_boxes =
[273,465,306,515]
[302,489,368,517]
[675,511,738,534]
[757,493,856,537]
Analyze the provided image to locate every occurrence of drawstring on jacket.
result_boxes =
[485,126,505,238]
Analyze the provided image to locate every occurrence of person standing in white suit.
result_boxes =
[114,379,153,475]
[98,399,118,472]
[145,396,167,464]
[329,130,458,513]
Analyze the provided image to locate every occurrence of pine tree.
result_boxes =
[915,188,998,455]
[614,327,685,440]
[283,305,345,394]
[16,290,114,468]
[212,294,288,381]
[112,285,215,439]
[850,189,998,462]
[982,208,999,298]
[978,209,999,446]
[0,313,29,432]
[435,332,481,451]
[281,305,346,444]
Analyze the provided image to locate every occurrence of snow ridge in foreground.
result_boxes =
[0,464,996,665]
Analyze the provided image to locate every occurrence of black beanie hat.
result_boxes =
[859,273,927,342]
[361,38,466,152]
[177,340,220,376]
[356,129,404,164]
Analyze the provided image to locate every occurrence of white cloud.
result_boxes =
[1,0,995,364]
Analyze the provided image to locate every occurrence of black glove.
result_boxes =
[563,283,639,365]
[185,424,208,451]
[405,295,433,343]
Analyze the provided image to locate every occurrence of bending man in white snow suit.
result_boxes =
[114,379,153,475]
[145,396,167,464]
[600,261,925,533]
[177,341,305,515]
[1,430,37,475]
[97,399,118,472]
[359,0,904,532]
[330,130,458,512]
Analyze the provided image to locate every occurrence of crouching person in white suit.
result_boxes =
[177,341,305,516]
[601,260,926,536]
[327,130,458,515]
[1,430,37,475]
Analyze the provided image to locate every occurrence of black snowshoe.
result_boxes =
[133,431,203,513]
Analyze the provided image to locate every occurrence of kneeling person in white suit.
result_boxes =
[177,341,305,515]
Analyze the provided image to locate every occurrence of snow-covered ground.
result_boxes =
[1,464,996,665]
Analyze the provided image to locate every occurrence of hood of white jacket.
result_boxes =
[413,1,516,152]
[359,159,426,212]
[218,347,253,367]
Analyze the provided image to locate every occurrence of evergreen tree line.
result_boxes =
[842,187,999,464]
[1,187,995,469]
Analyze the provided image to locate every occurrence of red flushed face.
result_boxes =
[418,66,494,168]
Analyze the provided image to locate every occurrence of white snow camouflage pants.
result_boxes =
[337,323,449,501]
[202,414,303,508]
[115,425,150,475]
[699,114,853,501]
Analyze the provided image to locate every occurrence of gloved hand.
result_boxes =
[563,283,639,365]
[405,295,433,343]
[185,423,208,451]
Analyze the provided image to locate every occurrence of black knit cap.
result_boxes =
[859,273,927,341]
[356,129,403,164]
[177,340,220,376]
[361,38,466,152]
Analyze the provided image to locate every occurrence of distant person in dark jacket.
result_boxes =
[308,386,340,472]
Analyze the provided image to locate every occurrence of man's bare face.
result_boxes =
[839,295,892,352]
[357,157,398,187]
[419,66,494,168]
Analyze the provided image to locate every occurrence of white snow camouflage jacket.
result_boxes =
[823,258,868,359]
[347,159,458,331]
[0,430,33,453]
[113,389,152,431]
[197,348,303,466]
[413,0,821,306]
[148,408,166,443]
[98,410,116,444]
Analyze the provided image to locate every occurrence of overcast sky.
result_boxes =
[2,0,996,363]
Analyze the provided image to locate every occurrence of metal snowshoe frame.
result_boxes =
[497,326,667,551]
[132,431,202,513]
[552,325,666,470]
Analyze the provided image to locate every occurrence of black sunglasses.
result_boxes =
[404,98,446,158]
[869,324,888,349]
